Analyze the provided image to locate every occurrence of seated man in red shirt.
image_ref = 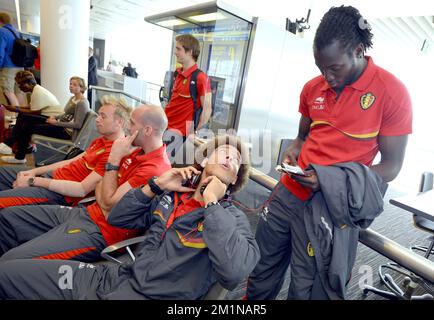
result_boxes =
[247,6,412,300]
[0,104,171,262]
[0,95,131,208]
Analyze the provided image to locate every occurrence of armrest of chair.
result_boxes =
[203,282,228,300]
[100,236,147,264]
[77,196,96,206]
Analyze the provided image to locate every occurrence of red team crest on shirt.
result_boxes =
[360,92,376,110]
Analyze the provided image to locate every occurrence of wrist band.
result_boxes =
[15,106,19,113]
[205,201,220,209]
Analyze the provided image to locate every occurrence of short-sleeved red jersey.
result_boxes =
[87,145,171,245]
[281,57,413,200]
[164,64,211,136]
[53,137,114,204]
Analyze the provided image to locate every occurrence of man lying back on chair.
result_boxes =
[0,135,259,300]
[0,95,130,209]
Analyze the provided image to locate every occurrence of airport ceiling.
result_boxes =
[0,0,432,52]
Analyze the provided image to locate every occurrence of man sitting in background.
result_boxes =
[0,71,63,164]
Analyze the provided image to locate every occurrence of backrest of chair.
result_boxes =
[74,111,99,150]
[203,282,228,300]
[419,172,433,193]
[276,138,293,165]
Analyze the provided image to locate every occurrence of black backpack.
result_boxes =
[3,26,38,68]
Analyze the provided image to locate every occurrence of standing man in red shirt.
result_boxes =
[164,34,212,157]
[0,95,131,208]
[0,104,171,262]
[247,6,412,299]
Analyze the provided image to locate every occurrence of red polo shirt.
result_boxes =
[87,145,172,245]
[53,137,113,205]
[281,57,413,200]
[164,64,211,136]
[166,192,204,229]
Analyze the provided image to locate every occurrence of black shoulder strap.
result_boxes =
[167,70,179,103]
[190,69,202,130]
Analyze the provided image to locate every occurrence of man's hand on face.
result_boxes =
[154,166,199,193]
[108,130,139,163]
[201,175,227,204]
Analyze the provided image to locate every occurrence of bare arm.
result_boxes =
[28,171,102,198]
[371,135,409,182]
[197,92,212,130]
[98,179,133,217]
[282,115,311,165]
[97,132,139,217]
[3,104,41,115]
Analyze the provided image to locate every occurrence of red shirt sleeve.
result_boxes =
[379,80,413,136]
[125,165,158,189]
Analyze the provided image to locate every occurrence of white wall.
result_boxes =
[104,21,173,86]
[237,13,434,189]
[238,18,317,174]
[369,35,434,192]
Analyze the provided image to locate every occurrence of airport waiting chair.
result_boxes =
[100,235,228,300]
[268,138,293,180]
[411,172,434,258]
[362,172,434,300]
[276,138,293,165]
[32,111,98,166]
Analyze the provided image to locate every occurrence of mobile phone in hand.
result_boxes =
[182,172,202,189]
[275,163,307,176]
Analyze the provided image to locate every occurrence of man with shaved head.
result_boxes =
[0,104,171,263]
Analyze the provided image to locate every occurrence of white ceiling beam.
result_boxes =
[404,16,434,44]
[373,18,414,48]
[384,17,421,49]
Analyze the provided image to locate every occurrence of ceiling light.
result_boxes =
[189,12,227,22]
[157,19,187,27]
[15,0,21,31]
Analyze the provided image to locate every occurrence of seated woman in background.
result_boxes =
[0,73,88,164]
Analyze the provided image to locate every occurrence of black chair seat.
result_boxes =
[414,215,434,233]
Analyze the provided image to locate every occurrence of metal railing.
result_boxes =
[90,85,147,105]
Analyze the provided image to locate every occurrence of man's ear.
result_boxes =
[355,43,364,58]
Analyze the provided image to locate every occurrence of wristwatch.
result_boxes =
[27,177,36,187]
[204,201,220,209]
[147,176,164,195]
[104,163,120,171]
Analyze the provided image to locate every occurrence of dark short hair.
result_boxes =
[314,6,373,54]
[15,71,37,86]
[176,34,201,62]
[195,135,250,194]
